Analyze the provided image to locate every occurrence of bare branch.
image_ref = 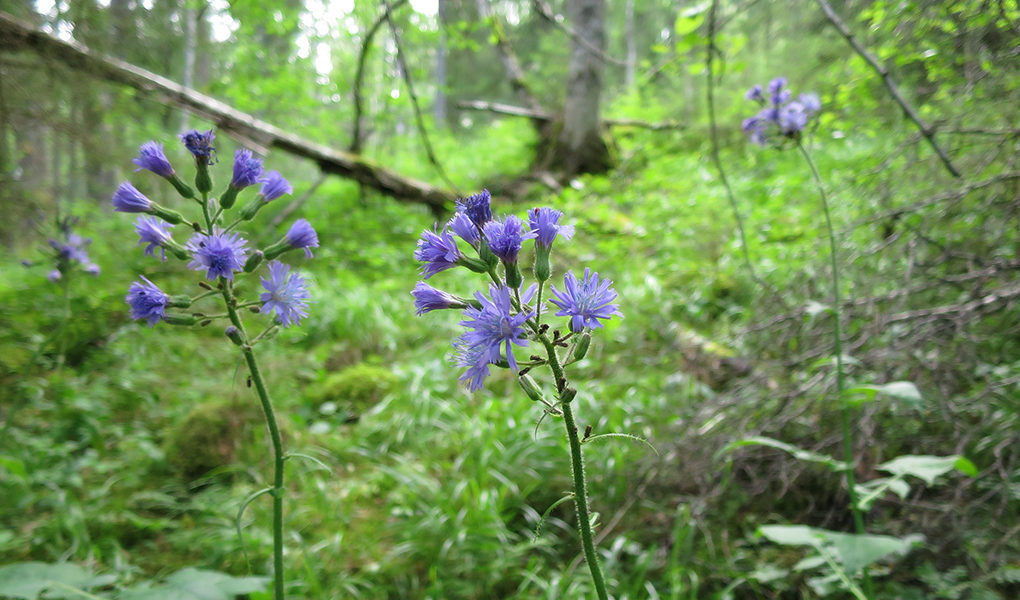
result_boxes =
[474,0,546,120]
[532,0,627,67]
[457,100,685,130]
[351,0,408,154]
[0,10,455,210]
[813,0,962,178]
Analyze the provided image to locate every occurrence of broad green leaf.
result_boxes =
[119,569,269,600]
[877,455,976,485]
[757,524,821,546]
[845,381,922,408]
[0,562,101,599]
[825,531,922,574]
[720,437,847,471]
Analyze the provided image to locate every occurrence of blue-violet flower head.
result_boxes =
[259,171,293,201]
[415,226,461,278]
[767,77,787,95]
[179,129,216,164]
[285,219,319,258]
[745,84,764,102]
[457,284,535,376]
[133,141,175,177]
[85,263,100,276]
[457,189,493,227]
[126,275,168,326]
[231,148,264,189]
[260,261,311,327]
[529,207,574,248]
[112,182,152,213]
[135,215,174,262]
[452,338,492,392]
[448,210,480,245]
[482,215,536,264]
[412,281,466,315]
[47,269,62,282]
[185,229,249,281]
[549,267,623,333]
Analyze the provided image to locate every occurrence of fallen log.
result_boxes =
[456,100,685,131]
[0,11,456,210]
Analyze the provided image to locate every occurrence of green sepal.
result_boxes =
[534,244,552,282]
[150,205,185,225]
[195,161,213,194]
[479,242,499,268]
[559,387,577,404]
[165,240,190,261]
[505,262,523,289]
[263,240,288,261]
[239,198,264,221]
[220,185,241,209]
[166,174,195,199]
[458,255,489,273]
[164,314,198,326]
[168,295,192,309]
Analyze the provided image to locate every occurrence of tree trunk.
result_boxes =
[550,0,612,176]
[625,0,636,89]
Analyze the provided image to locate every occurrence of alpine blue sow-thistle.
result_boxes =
[111,130,318,600]
[412,192,621,600]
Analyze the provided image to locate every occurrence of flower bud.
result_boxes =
[224,325,245,346]
[239,198,262,222]
[505,262,523,289]
[244,250,264,273]
[572,333,591,361]
[518,374,545,403]
[559,387,577,404]
[150,205,185,225]
[164,314,197,326]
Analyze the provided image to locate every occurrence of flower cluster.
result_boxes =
[742,77,821,146]
[412,191,621,392]
[113,130,319,331]
[39,217,100,282]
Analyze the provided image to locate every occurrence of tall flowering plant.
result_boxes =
[412,190,621,599]
[111,130,318,600]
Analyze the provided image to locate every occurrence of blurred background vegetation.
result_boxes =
[0,0,1018,597]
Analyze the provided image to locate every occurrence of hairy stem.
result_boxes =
[223,283,286,600]
[538,334,609,600]
[798,141,872,599]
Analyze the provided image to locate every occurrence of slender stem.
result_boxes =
[798,141,872,599]
[538,334,609,600]
[55,272,71,368]
[223,282,286,600]
[535,281,545,328]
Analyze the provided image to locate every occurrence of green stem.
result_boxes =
[55,273,71,369]
[538,334,609,600]
[798,141,872,599]
[223,282,286,600]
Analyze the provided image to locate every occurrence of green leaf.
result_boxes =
[876,455,975,485]
[825,531,922,574]
[720,437,847,471]
[845,381,922,408]
[757,524,820,546]
[0,562,102,599]
[119,569,269,600]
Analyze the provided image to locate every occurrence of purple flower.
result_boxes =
[112,182,152,213]
[85,263,100,276]
[260,261,310,327]
[186,229,249,281]
[772,88,792,106]
[799,93,821,114]
[528,207,574,248]
[457,190,493,227]
[745,84,764,102]
[549,268,622,333]
[412,281,467,315]
[259,171,293,201]
[285,219,319,258]
[47,269,62,282]
[453,338,492,392]
[135,215,174,261]
[778,102,809,135]
[49,232,91,264]
[415,226,461,278]
[133,141,175,177]
[767,77,787,95]
[448,210,480,245]
[456,284,535,377]
[126,275,169,326]
[482,215,536,264]
[179,129,216,164]
[231,148,264,189]
[742,115,768,146]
